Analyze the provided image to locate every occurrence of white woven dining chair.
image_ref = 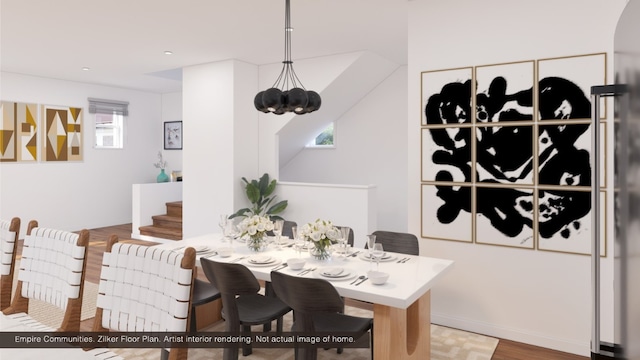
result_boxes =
[93,235,196,360]
[0,217,20,311]
[2,220,90,332]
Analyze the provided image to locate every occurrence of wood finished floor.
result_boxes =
[18,223,588,360]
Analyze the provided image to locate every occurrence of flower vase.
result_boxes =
[247,234,267,252]
[157,169,169,183]
[311,243,332,261]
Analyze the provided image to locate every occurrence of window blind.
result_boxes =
[88,98,129,116]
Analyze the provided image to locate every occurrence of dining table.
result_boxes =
[154,233,454,360]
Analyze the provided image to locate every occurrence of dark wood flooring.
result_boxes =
[18,223,588,360]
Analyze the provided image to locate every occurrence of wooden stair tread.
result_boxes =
[139,225,182,240]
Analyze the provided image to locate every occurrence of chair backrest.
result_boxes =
[270,271,343,315]
[370,230,419,256]
[199,258,260,296]
[94,236,196,334]
[4,220,90,332]
[336,226,354,246]
[0,217,20,310]
[281,220,297,239]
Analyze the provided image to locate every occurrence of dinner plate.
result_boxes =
[359,252,397,262]
[192,245,211,253]
[244,256,280,267]
[314,267,356,281]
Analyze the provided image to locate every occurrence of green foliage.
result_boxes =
[230,173,288,220]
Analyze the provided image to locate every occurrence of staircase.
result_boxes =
[138,201,182,240]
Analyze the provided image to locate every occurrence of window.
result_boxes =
[95,112,124,148]
[88,97,129,149]
[307,122,335,148]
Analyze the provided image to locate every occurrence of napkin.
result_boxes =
[250,256,272,263]
[322,267,344,276]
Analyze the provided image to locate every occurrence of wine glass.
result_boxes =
[219,214,229,242]
[339,227,351,256]
[366,234,376,267]
[225,222,238,249]
[292,226,304,258]
[273,219,284,250]
[372,243,384,271]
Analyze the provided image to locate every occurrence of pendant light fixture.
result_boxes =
[254,0,321,115]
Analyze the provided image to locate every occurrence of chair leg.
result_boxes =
[263,282,274,332]
[190,305,198,332]
[242,325,253,356]
[370,324,374,360]
[160,348,169,360]
[276,316,284,333]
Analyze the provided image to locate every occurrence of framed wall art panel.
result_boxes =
[421,67,473,126]
[475,124,534,185]
[42,105,83,162]
[1,101,38,162]
[538,122,606,188]
[474,186,535,249]
[475,61,535,124]
[537,190,606,256]
[421,184,473,243]
[537,53,607,121]
[164,121,182,150]
[421,127,472,183]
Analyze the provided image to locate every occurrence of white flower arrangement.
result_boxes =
[299,219,340,259]
[153,151,166,169]
[238,215,275,251]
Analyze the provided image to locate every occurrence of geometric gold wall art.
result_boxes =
[0,101,38,162]
[42,105,83,161]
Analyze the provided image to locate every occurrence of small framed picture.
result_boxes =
[164,121,182,150]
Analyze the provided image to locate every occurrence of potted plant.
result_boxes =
[230,173,288,220]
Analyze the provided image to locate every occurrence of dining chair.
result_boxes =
[281,220,297,238]
[336,226,354,246]
[270,271,374,360]
[200,257,292,360]
[93,235,197,360]
[190,277,221,332]
[2,220,90,332]
[369,230,419,256]
[0,217,20,311]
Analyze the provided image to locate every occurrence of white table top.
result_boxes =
[154,233,454,309]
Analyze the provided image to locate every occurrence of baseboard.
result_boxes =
[431,313,589,357]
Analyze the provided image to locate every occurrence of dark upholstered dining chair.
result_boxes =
[190,278,221,332]
[270,271,373,360]
[369,230,419,256]
[336,226,354,246]
[200,258,292,360]
[281,220,297,239]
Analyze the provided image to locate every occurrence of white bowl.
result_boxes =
[367,270,389,285]
[287,258,306,270]
[218,247,233,257]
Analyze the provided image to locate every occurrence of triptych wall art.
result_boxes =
[0,101,83,162]
[420,53,607,256]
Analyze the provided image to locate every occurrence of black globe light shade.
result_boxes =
[254,0,321,116]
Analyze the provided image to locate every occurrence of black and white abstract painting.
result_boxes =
[421,184,472,242]
[538,53,607,121]
[421,128,472,183]
[537,190,606,255]
[421,67,473,126]
[475,61,535,123]
[475,186,535,248]
[420,53,607,254]
[476,125,534,185]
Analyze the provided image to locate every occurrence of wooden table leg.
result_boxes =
[373,290,431,359]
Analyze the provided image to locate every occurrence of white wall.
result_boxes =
[280,66,409,233]
[0,72,163,236]
[407,0,627,355]
[161,91,183,176]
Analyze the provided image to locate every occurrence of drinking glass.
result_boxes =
[219,214,229,242]
[366,234,376,267]
[340,227,351,256]
[372,243,384,271]
[273,219,284,250]
[225,222,238,249]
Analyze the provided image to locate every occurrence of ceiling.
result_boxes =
[1,0,408,94]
